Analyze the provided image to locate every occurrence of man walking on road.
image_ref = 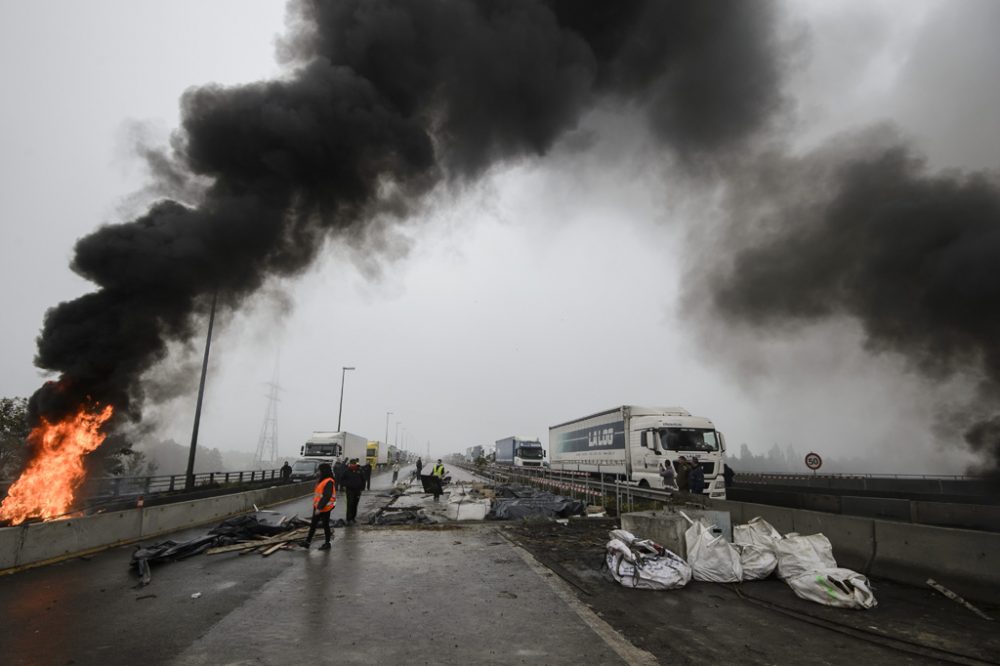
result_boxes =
[343,459,366,525]
[361,461,373,490]
[430,459,446,501]
[391,462,400,483]
[304,463,336,550]
[333,458,346,488]
[415,457,423,478]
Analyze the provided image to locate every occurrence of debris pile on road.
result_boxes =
[130,510,312,586]
[487,484,586,521]
[370,506,434,525]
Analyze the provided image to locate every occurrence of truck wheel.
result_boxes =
[638,480,650,489]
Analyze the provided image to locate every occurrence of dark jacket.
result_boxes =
[342,465,366,491]
[723,464,735,488]
[689,465,706,494]
[674,462,691,492]
[333,461,346,486]
[361,463,372,480]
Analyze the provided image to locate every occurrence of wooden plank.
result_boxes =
[205,528,308,555]
[260,543,285,557]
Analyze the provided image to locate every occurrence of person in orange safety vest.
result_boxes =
[305,462,336,549]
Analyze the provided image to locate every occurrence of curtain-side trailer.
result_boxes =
[548,405,727,498]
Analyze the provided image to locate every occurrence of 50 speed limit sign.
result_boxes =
[804,452,823,471]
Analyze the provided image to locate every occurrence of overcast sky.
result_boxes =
[2,1,998,472]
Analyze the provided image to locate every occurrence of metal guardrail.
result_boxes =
[457,462,683,516]
[738,472,976,481]
[1,467,285,505]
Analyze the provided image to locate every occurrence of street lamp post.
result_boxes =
[395,421,402,448]
[336,366,355,431]
[384,411,392,452]
[185,291,218,490]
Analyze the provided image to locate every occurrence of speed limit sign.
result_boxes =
[804,452,823,471]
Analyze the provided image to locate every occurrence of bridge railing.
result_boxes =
[0,467,286,506]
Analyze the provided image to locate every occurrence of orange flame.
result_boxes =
[0,404,114,525]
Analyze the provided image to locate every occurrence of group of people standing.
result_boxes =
[659,456,705,494]
[658,457,735,494]
[303,458,372,550]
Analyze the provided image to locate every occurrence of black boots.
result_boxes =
[318,542,331,550]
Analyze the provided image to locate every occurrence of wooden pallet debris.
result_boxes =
[205,527,309,556]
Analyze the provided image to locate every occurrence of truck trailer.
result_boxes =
[549,406,727,498]
[300,431,368,462]
[366,441,389,469]
[495,436,546,468]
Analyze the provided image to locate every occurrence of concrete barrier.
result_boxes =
[0,481,312,574]
[871,521,1000,604]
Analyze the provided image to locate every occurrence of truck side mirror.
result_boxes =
[300,446,304,456]
[719,432,727,452]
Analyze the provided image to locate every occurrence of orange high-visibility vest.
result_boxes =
[313,478,336,512]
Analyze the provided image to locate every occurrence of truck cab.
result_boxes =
[632,413,727,498]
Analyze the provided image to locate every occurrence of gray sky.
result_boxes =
[1,0,997,472]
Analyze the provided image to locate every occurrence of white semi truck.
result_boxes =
[495,436,546,468]
[549,406,727,498]
[300,431,368,462]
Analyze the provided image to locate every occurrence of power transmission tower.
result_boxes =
[254,367,281,468]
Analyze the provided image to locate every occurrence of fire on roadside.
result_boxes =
[0,404,114,525]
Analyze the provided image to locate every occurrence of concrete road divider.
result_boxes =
[0,481,311,574]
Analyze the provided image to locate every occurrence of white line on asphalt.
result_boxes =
[504,536,659,666]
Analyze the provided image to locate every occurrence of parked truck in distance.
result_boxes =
[495,436,546,468]
[300,431,368,462]
[366,441,389,469]
[549,406,727,498]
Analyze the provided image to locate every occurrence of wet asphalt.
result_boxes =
[0,464,626,665]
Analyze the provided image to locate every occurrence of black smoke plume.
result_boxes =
[27,0,783,442]
[702,130,1000,474]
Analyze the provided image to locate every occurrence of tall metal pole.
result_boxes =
[186,292,218,490]
[384,411,392,452]
[395,421,402,448]
[336,366,355,431]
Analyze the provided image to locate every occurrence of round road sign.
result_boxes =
[804,452,823,470]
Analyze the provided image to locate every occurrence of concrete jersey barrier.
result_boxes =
[0,481,312,574]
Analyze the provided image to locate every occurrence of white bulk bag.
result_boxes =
[733,516,783,550]
[786,567,878,609]
[736,543,778,581]
[683,519,743,583]
[774,533,838,580]
[605,529,691,591]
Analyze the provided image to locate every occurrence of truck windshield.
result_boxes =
[658,428,719,452]
[304,444,338,456]
[518,447,544,459]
